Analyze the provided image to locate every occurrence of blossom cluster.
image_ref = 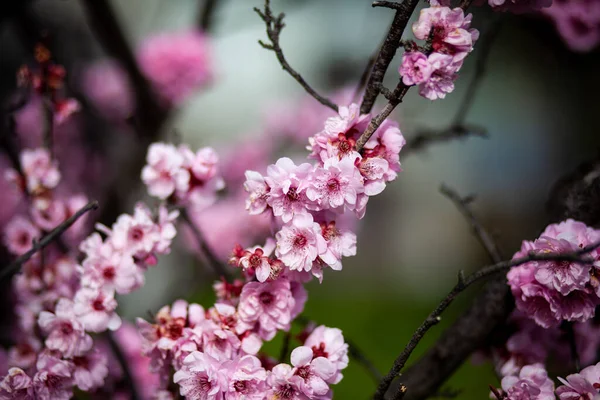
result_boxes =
[0,144,179,398]
[542,0,600,52]
[398,5,479,100]
[507,219,600,329]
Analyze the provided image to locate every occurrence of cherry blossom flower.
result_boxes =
[417,54,459,101]
[275,214,335,273]
[72,349,109,391]
[73,286,121,332]
[303,326,349,384]
[142,142,190,200]
[110,203,161,256]
[244,170,270,215]
[265,157,313,222]
[32,351,75,400]
[137,29,212,105]
[3,216,40,256]
[38,298,93,357]
[290,346,335,397]
[80,245,141,294]
[556,362,600,400]
[173,351,226,400]
[399,51,434,86]
[237,278,295,340]
[306,155,364,212]
[266,363,308,400]
[224,355,267,399]
[494,363,555,400]
[180,145,225,209]
[0,368,32,400]
[238,238,276,282]
[20,148,61,193]
[30,197,67,231]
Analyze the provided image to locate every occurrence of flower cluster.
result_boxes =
[398,5,479,100]
[0,145,179,399]
[507,219,600,329]
[137,29,212,105]
[17,44,80,124]
[136,299,348,399]
[542,0,600,52]
[142,142,225,207]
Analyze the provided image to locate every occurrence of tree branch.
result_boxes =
[198,0,220,32]
[373,241,600,400]
[347,337,383,384]
[0,200,99,282]
[439,184,503,263]
[360,0,420,115]
[254,0,338,112]
[403,124,488,156]
[180,208,232,281]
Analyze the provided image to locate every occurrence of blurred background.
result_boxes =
[1,0,599,398]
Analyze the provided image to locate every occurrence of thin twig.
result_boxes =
[180,208,232,281]
[0,201,99,282]
[347,337,383,384]
[105,331,141,400]
[439,184,503,263]
[254,0,338,112]
[360,0,420,115]
[373,241,600,400]
[198,0,220,32]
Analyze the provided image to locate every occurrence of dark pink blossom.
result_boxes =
[72,349,108,391]
[399,51,434,86]
[556,362,600,400]
[0,368,32,400]
[173,351,225,400]
[3,216,40,256]
[32,351,75,400]
[496,363,555,400]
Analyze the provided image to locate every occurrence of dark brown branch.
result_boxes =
[562,322,580,372]
[254,0,338,112]
[180,208,232,281]
[403,124,488,155]
[198,0,220,32]
[439,184,503,263]
[105,331,141,400]
[360,0,420,115]
[373,241,600,400]
[0,201,99,282]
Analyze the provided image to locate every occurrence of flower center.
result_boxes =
[293,235,307,248]
[295,365,311,380]
[286,186,299,201]
[92,298,105,311]
[234,380,247,393]
[249,254,262,268]
[60,322,74,335]
[312,342,329,359]
[129,227,144,241]
[197,375,212,393]
[259,291,274,305]
[277,384,296,399]
[327,178,340,192]
[103,266,116,280]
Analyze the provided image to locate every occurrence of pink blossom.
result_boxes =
[556,362,600,400]
[137,30,212,105]
[38,298,93,357]
[492,0,553,13]
[266,363,308,400]
[399,51,434,86]
[275,214,336,273]
[417,54,459,101]
[290,346,335,397]
[362,120,405,182]
[357,157,391,196]
[53,99,81,125]
[306,155,364,212]
[180,146,225,209]
[303,326,349,384]
[32,351,75,400]
[412,7,475,59]
[72,349,108,391]
[319,221,357,271]
[264,157,313,222]
[3,216,40,255]
[237,278,295,340]
[110,203,161,257]
[173,351,225,400]
[155,205,179,254]
[0,368,32,400]
[142,142,190,200]
[20,148,61,193]
[497,363,555,400]
[73,286,121,332]
[238,239,276,282]
[197,319,241,361]
[30,197,67,231]
[224,355,267,399]
[244,170,270,215]
[80,244,141,294]
[80,59,134,121]
[7,337,41,370]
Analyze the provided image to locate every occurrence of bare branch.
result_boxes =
[403,124,488,155]
[360,0,420,115]
[198,0,221,31]
[180,208,232,281]
[439,184,503,263]
[254,0,338,112]
[373,241,600,400]
[0,201,99,282]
